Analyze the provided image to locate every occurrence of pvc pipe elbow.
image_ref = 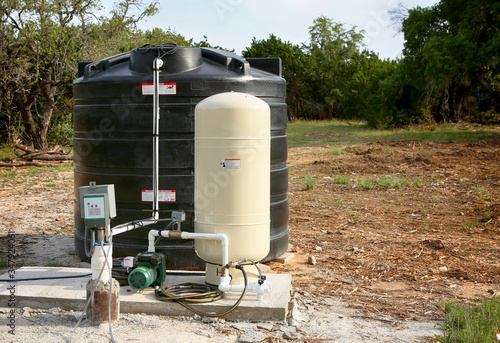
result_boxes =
[147,230,159,252]
[218,276,232,292]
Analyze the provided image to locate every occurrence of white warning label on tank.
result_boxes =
[141,190,176,202]
[220,159,241,169]
[141,83,177,95]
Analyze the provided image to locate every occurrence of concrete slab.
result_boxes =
[275,252,295,263]
[0,267,291,322]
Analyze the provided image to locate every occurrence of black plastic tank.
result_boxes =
[73,44,288,269]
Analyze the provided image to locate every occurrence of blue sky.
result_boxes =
[103,0,439,59]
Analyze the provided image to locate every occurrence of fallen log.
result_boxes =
[13,141,37,154]
[32,154,73,161]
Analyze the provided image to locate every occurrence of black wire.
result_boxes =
[135,43,178,60]
[0,274,91,282]
[158,42,178,59]
[84,225,95,258]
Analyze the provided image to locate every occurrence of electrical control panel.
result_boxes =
[79,182,116,228]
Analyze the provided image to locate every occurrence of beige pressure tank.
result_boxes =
[194,92,270,285]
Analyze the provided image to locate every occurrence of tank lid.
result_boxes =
[130,44,202,74]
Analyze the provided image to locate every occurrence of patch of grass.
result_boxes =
[332,175,351,185]
[413,178,423,187]
[331,199,343,207]
[0,145,16,160]
[317,200,327,209]
[462,221,491,229]
[28,163,73,175]
[287,120,371,148]
[302,173,316,191]
[1,170,18,182]
[473,187,492,201]
[319,147,348,156]
[356,175,409,190]
[436,297,500,343]
[287,120,500,148]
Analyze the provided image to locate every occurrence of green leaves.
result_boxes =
[400,0,499,123]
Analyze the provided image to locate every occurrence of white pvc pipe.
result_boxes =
[111,217,158,236]
[147,230,231,287]
[218,281,271,293]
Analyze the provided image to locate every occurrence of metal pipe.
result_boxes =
[152,58,163,221]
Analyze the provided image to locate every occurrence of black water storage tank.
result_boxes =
[73,44,288,269]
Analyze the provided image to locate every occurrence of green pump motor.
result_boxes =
[128,252,166,290]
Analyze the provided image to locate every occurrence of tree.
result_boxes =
[305,15,365,119]
[400,0,499,123]
[243,34,310,119]
[0,0,157,150]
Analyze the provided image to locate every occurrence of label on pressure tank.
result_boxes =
[141,190,176,202]
[220,159,241,169]
[141,83,177,95]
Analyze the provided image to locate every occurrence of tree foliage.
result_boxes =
[0,0,498,147]
[0,0,158,149]
[243,34,309,119]
[400,0,499,123]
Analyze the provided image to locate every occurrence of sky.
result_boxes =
[104,0,440,60]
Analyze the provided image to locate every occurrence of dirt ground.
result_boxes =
[0,135,499,341]
[271,137,500,321]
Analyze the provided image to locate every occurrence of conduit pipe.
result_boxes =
[152,58,162,221]
[111,58,164,237]
[111,218,158,237]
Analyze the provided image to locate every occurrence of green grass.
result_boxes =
[0,145,16,160]
[28,163,74,174]
[302,173,316,190]
[332,175,351,184]
[287,120,500,148]
[319,147,348,156]
[0,170,18,181]
[329,174,419,190]
[436,297,500,343]
[358,175,410,190]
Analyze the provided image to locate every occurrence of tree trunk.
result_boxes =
[12,72,56,151]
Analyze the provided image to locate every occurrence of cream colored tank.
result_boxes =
[194,92,270,285]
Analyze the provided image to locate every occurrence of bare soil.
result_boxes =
[0,137,499,341]
[269,138,500,321]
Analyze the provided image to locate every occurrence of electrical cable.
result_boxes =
[102,240,116,343]
[84,225,95,258]
[154,264,248,317]
[0,274,91,282]
[135,43,178,62]
[158,42,178,59]
[69,242,109,343]
[237,258,266,284]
